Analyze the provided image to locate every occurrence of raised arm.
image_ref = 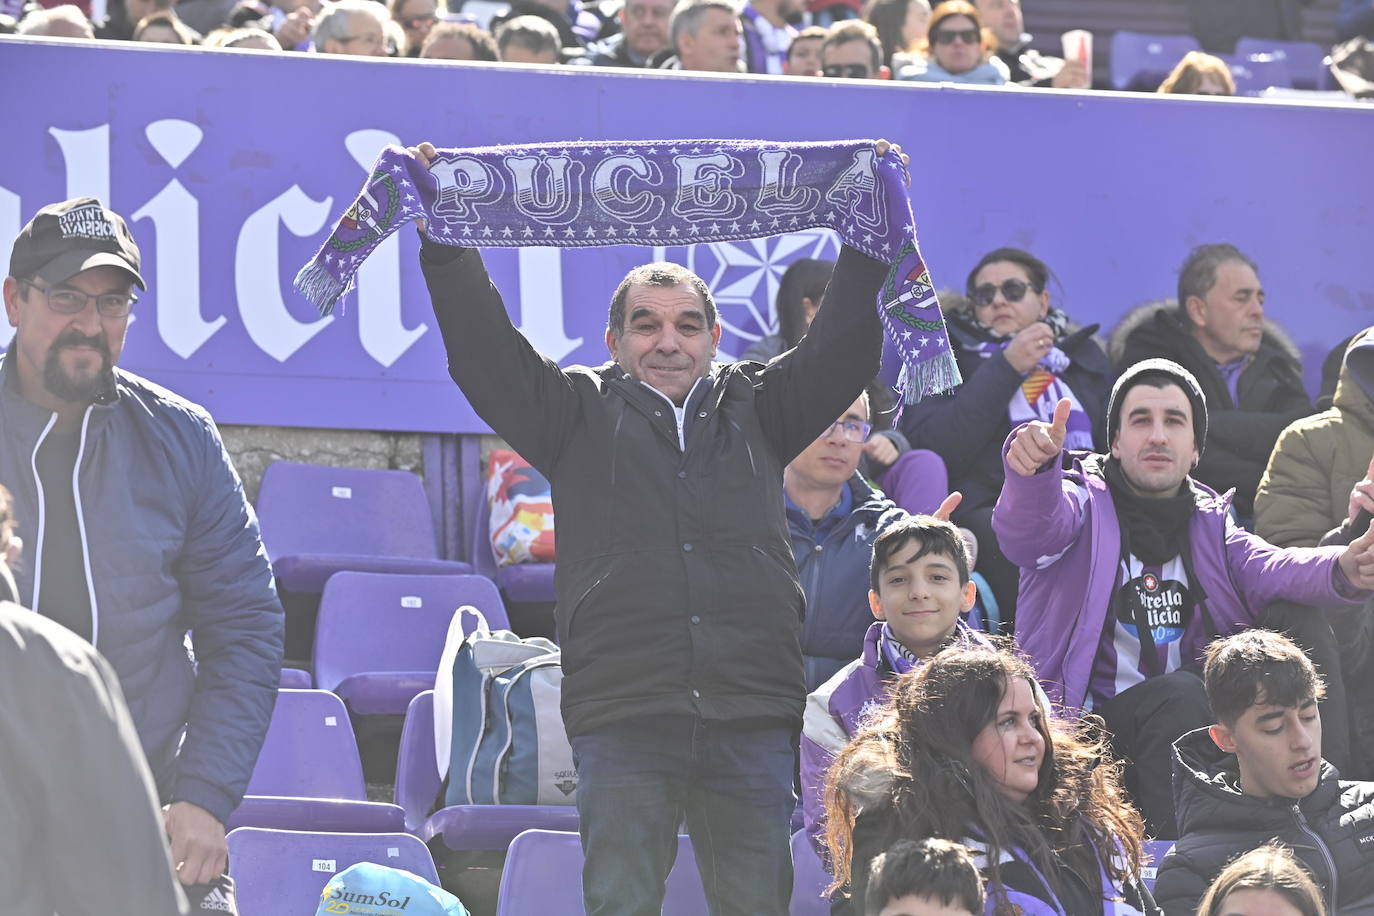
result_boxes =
[992,401,1090,569]
[409,143,581,472]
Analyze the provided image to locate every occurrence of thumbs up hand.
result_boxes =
[1338,520,1374,590]
[1007,398,1072,478]
[1347,451,1374,527]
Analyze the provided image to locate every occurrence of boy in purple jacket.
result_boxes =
[801,515,994,850]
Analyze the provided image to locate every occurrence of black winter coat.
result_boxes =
[420,243,886,736]
[1156,727,1374,915]
[1112,304,1312,519]
[896,309,1115,519]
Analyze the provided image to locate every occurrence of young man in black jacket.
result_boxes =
[408,139,905,916]
[1155,629,1374,915]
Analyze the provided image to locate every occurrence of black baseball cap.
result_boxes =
[8,197,146,290]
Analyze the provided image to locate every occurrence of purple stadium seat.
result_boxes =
[790,829,832,916]
[1220,53,1293,95]
[256,461,471,593]
[1140,839,1174,894]
[227,828,438,916]
[876,448,950,516]
[1109,31,1202,91]
[395,690,579,847]
[279,667,311,689]
[1235,38,1327,90]
[495,830,707,916]
[228,689,405,832]
[313,572,509,715]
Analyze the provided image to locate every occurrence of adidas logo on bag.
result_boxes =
[198,887,235,913]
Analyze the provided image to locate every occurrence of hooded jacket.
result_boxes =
[420,243,885,737]
[1155,726,1374,915]
[898,304,1115,519]
[1256,327,1374,548]
[0,356,283,824]
[1110,302,1311,518]
[992,442,1361,711]
[790,473,908,689]
[799,619,992,850]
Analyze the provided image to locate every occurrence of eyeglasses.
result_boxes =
[821,419,872,443]
[931,27,980,45]
[822,62,872,79]
[20,279,137,317]
[970,278,1036,308]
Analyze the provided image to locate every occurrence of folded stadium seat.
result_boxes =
[790,829,832,916]
[227,689,405,833]
[1140,839,1175,894]
[1220,53,1293,95]
[1109,31,1202,91]
[1235,38,1327,90]
[495,830,707,916]
[313,572,510,716]
[256,461,472,594]
[394,690,579,845]
[227,827,438,916]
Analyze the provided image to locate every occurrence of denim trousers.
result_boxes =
[571,715,797,916]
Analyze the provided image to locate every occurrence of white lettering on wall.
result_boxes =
[50,126,110,203]
[344,129,427,368]
[133,120,226,359]
[0,186,18,348]
[235,185,335,362]
[514,247,582,362]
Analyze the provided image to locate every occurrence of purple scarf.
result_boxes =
[293,138,960,404]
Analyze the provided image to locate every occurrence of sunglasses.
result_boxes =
[931,27,980,45]
[822,62,871,79]
[970,278,1036,307]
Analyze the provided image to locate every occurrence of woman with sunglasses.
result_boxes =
[889,248,1114,631]
[822,646,1158,915]
[896,0,1007,84]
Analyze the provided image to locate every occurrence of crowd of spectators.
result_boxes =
[2,0,1369,98]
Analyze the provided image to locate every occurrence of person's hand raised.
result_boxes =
[1347,451,1374,527]
[873,139,910,186]
[405,142,438,235]
[1003,321,1055,374]
[1007,397,1071,477]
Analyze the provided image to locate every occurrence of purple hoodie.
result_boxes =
[800,619,991,850]
[992,434,1364,712]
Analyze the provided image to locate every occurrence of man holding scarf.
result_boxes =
[407,139,907,916]
[993,358,1374,840]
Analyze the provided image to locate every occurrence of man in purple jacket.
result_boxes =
[993,358,1374,839]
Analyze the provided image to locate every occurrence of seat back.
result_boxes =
[256,461,440,563]
[495,830,706,916]
[314,572,508,693]
[1222,53,1293,95]
[245,689,367,800]
[1235,37,1326,89]
[395,690,442,833]
[1140,838,1175,894]
[789,829,832,916]
[227,828,438,916]
[1109,31,1202,90]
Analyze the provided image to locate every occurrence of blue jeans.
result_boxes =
[572,716,796,916]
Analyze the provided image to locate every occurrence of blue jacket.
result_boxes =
[788,474,907,690]
[0,356,283,823]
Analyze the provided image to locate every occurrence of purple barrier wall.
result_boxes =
[2,38,1370,432]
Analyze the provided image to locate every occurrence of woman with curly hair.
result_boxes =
[823,646,1159,915]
